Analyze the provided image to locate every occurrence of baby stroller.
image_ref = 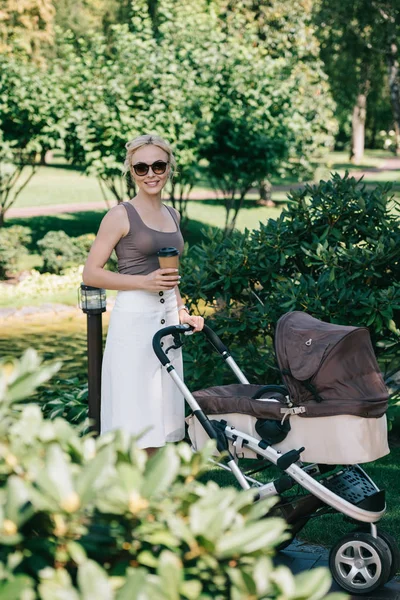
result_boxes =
[152,311,398,595]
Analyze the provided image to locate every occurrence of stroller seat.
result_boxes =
[187,386,389,464]
[187,312,390,464]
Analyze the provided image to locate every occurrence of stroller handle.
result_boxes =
[152,323,229,367]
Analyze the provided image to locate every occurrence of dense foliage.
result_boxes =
[37,232,95,275]
[0,0,338,227]
[180,174,400,392]
[0,226,31,278]
[58,0,336,229]
[0,56,67,224]
[314,0,400,153]
[0,350,342,599]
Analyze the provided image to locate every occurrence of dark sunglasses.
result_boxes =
[132,160,169,176]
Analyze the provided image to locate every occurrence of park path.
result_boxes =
[6,184,303,219]
[348,156,400,179]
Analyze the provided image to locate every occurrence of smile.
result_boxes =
[145,181,160,187]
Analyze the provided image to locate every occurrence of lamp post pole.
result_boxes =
[79,284,107,436]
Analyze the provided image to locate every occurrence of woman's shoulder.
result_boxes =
[101,203,130,236]
[166,204,181,223]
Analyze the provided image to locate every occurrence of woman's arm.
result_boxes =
[83,206,179,292]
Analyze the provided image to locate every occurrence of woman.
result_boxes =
[83,134,204,454]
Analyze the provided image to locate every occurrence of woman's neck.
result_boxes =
[132,191,163,210]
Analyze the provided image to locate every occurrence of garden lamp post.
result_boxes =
[78,284,107,435]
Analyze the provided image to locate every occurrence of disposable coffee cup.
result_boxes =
[157,247,180,271]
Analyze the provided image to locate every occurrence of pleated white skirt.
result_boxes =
[101,288,185,448]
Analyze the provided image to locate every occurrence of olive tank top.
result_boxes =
[115,202,184,276]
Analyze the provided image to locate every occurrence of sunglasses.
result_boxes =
[132,160,169,177]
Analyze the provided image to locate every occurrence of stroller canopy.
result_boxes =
[275,312,388,418]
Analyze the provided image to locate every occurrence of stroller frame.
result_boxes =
[153,322,396,595]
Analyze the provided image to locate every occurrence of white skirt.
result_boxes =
[101,288,184,448]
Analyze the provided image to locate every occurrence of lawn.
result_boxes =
[10,149,399,212]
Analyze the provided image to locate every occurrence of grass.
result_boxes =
[10,149,399,213]
[12,164,114,208]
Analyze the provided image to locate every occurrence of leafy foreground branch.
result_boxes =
[0,351,344,600]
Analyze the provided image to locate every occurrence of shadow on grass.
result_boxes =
[332,163,379,172]
[8,211,107,249]
[186,197,287,209]
[8,210,221,250]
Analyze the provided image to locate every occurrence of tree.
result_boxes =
[314,0,399,160]
[142,0,224,223]
[59,23,155,205]
[199,0,336,232]
[376,1,400,154]
[0,57,66,225]
[60,0,336,225]
[61,0,221,216]
[53,0,132,41]
[0,0,55,62]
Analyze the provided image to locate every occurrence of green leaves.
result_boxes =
[0,349,338,599]
[216,518,288,558]
[181,174,400,390]
[141,445,180,498]
[0,349,61,405]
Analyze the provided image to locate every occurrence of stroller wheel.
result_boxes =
[329,532,391,595]
[376,530,400,581]
[356,527,400,581]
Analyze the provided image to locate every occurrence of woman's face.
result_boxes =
[130,144,170,196]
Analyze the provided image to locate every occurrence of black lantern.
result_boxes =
[78,283,107,435]
[78,284,107,314]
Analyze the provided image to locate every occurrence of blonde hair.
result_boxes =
[124,134,177,180]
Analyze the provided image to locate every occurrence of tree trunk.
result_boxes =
[350,92,367,164]
[257,179,275,207]
[0,210,5,227]
[387,39,400,155]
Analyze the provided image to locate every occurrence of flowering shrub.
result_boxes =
[0,350,342,599]
[0,265,83,300]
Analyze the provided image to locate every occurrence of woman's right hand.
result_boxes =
[142,268,180,291]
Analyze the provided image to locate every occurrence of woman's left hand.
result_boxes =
[179,309,204,332]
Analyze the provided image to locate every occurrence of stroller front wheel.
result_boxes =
[376,530,400,581]
[329,531,392,595]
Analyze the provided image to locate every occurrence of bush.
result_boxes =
[180,174,400,391]
[37,231,95,275]
[0,225,31,278]
[37,377,89,427]
[0,351,340,599]
[37,231,119,275]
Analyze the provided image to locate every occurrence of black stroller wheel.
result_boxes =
[329,532,391,595]
[356,527,400,581]
[376,530,400,581]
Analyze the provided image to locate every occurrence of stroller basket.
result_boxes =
[321,466,385,511]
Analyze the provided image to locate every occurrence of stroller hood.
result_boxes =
[275,312,388,418]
